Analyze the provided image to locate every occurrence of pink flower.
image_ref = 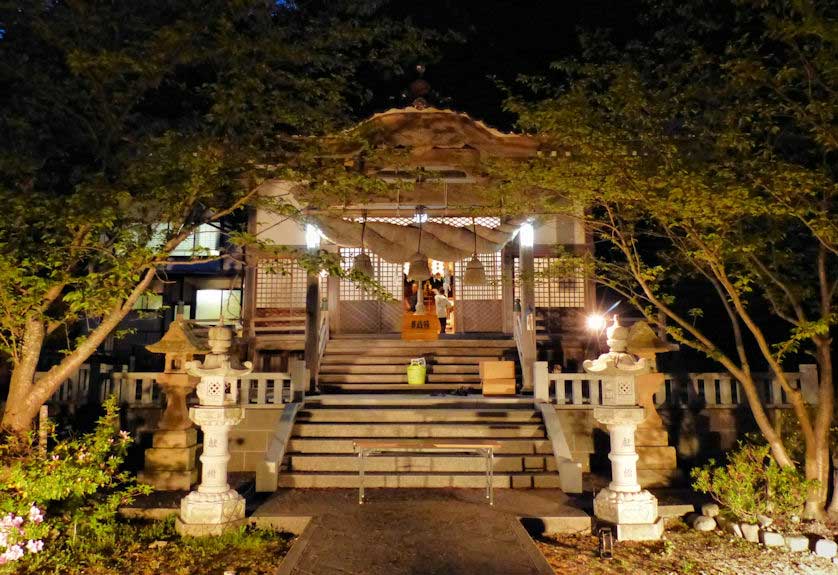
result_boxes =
[4,544,24,561]
[119,430,130,440]
[28,505,43,524]
[10,516,22,528]
[25,539,43,554]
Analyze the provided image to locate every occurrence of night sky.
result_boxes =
[368,0,643,129]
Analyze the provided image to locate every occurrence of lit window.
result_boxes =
[133,293,163,310]
[154,223,222,257]
[195,289,241,322]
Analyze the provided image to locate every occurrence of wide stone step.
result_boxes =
[318,364,480,375]
[318,374,482,384]
[320,355,506,366]
[286,437,554,455]
[326,339,514,349]
[304,395,535,408]
[291,422,547,438]
[295,408,541,423]
[276,471,562,489]
[286,453,556,473]
[324,349,509,358]
[429,365,480,374]
[319,383,482,393]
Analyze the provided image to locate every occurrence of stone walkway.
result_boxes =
[254,489,589,575]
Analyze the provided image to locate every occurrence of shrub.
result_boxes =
[691,442,813,527]
[0,396,151,569]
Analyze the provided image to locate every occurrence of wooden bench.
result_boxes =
[352,439,502,506]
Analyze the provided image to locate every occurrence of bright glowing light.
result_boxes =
[586,314,606,331]
[413,205,428,224]
[305,224,321,249]
[519,222,534,247]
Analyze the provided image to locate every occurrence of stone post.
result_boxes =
[584,318,664,541]
[176,325,253,536]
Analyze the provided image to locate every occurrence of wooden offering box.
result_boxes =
[479,361,516,396]
[401,312,440,341]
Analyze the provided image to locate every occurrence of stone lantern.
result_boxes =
[583,317,664,541]
[140,313,209,490]
[626,321,679,486]
[176,324,253,536]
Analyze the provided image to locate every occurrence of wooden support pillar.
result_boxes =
[304,272,320,394]
[328,272,340,334]
[501,245,514,335]
[519,239,536,391]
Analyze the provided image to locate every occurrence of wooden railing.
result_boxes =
[513,311,537,391]
[38,364,95,406]
[534,362,819,408]
[314,310,329,385]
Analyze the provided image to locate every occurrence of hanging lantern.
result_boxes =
[352,213,374,277]
[352,251,374,277]
[463,254,487,285]
[463,216,487,285]
[406,216,431,281]
[407,252,431,281]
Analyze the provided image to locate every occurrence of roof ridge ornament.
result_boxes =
[408,64,430,110]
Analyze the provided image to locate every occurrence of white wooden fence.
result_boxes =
[534,362,819,408]
[99,357,308,408]
[38,364,110,407]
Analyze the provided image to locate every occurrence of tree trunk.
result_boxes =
[1,268,156,434]
[810,339,838,518]
[1,319,46,434]
[828,454,838,518]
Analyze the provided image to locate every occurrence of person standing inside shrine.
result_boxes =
[434,287,453,335]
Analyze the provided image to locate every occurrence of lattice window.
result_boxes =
[514,257,586,308]
[339,248,403,301]
[255,259,307,309]
[454,252,502,300]
[349,216,501,229]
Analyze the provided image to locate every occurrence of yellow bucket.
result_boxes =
[407,359,427,385]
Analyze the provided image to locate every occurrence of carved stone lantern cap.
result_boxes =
[145,313,210,356]
[207,324,234,355]
[583,317,651,376]
[626,321,679,357]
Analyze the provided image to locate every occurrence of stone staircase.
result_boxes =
[276,396,562,489]
[318,338,517,393]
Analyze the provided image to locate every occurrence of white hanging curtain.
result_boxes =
[312,216,527,263]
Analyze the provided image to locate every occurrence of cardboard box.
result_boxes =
[478,361,515,380]
[482,378,516,396]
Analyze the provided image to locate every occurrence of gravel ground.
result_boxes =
[536,522,838,575]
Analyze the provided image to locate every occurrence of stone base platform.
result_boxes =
[251,488,591,535]
[610,517,665,541]
[138,468,198,491]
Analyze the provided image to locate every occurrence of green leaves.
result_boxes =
[691,442,814,527]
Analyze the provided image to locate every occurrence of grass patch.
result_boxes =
[6,517,293,575]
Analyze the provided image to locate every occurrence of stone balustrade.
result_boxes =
[108,365,306,408]
[535,363,818,409]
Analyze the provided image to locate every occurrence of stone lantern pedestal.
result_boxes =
[585,318,664,541]
[593,406,663,540]
[139,314,209,490]
[176,325,252,537]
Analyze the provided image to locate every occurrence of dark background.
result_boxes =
[366,0,643,128]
